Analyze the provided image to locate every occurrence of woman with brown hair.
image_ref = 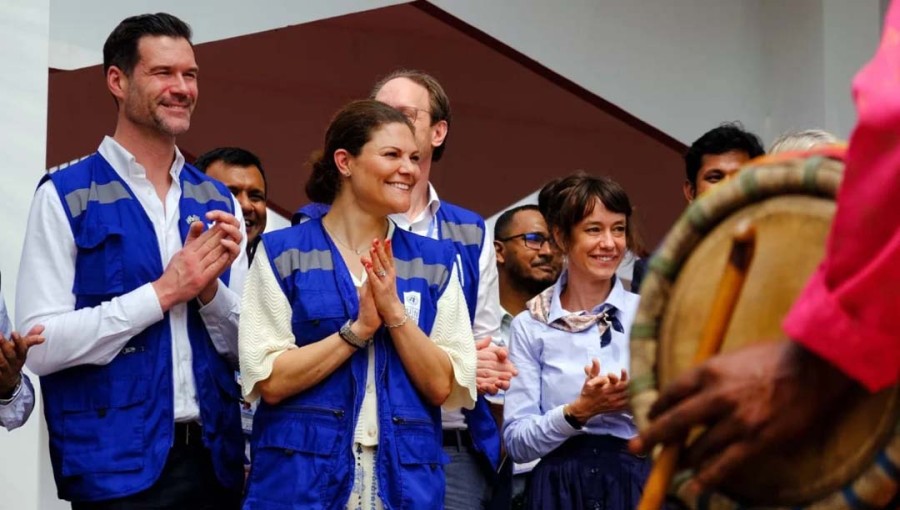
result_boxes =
[238,100,476,509]
[504,172,649,509]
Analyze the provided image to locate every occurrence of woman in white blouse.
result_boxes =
[238,100,476,510]
[503,172,649,510]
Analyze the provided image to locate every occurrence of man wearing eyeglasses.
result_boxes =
[371,69,511,510]
[494,206,563,316]
[492,205,563,508]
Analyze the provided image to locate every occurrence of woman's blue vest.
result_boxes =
[291,202,503,471]
[40,154,244,501]
[244,219,458,509]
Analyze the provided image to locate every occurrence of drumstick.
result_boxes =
[637,219,757,510]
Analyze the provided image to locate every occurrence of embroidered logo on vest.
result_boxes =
[403,291,421,324]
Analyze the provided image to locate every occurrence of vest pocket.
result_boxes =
[59,374,147,477]
[73,223,125,296]
[247,406,344,505]
[394,426,444,465]
[392,414,446,509]
[291,290,346,344]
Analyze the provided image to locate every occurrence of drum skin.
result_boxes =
[630,153,900,509]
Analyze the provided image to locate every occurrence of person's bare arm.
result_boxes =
[629,340,855,489]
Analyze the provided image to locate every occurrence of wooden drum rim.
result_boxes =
[629,155,900,509]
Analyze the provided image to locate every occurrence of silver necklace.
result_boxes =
[323,220,385,256]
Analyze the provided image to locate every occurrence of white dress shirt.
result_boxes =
[16,136,247,423]
[389,184,502,430]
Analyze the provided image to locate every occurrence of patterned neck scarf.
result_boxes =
[526,284,623,347]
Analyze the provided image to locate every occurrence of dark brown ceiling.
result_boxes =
[47,2,686,246]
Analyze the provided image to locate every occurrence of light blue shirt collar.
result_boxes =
[548,268,627,322]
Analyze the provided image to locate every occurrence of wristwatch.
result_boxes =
[563,404,584,430]
[0,376,22,403]
[339,320,373,349]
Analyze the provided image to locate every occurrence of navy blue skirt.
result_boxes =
[526,435,650,510]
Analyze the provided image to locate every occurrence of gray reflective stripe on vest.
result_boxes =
[64,181,131,218]
[395,257,449,289]
[440,221,483,247]
[183,180,231,206]
[273,249,334,280]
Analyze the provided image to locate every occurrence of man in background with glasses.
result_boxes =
[494,206,563,315]
[372,69,512,510]
[492,205,563,508]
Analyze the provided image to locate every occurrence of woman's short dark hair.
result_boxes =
[306,100,413,204]
[538,172,634,251]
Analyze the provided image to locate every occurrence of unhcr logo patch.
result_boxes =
[403,291,421,325]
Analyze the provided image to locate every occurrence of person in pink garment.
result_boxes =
[630,0,900,492]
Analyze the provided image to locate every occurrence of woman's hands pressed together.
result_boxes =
[361,238,407,328]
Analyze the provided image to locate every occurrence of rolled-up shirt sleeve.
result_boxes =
[238,243,296,402]
[783,9,900,392]
[503,317,579,463]
[430,264,477,410]
[0,375,35,431]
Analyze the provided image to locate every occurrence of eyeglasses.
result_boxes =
[497,232,555,250]
[395,105,431,123]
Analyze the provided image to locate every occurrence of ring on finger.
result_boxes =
[375,270,387,278]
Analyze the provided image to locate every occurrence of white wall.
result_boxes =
[48,0,883,143]
[430,0,880,144]
[0,2,52,509]
[49,0,407,69]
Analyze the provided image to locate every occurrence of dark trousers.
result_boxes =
[72,425,241,510]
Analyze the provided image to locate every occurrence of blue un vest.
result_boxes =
[40,153,244,501]
[434,203,502,472]
[292,201,503,471]
[244,219,457,510]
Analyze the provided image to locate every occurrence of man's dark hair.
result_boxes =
[371,69,451,162]
[684,122,764,187]
[195,147,267,193]
[494,204,541,240]
[103,13,193,76]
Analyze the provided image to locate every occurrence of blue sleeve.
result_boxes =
[0,375,35,431]
[501,315,580,463]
